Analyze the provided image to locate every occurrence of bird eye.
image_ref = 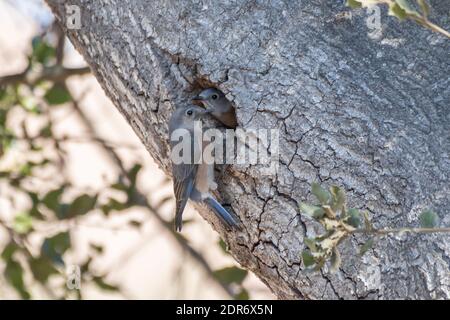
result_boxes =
[186,109,193,116]
[211,94,218,100]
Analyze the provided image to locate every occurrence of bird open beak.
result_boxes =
[191,95,205,107]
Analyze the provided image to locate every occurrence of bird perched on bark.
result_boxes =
[168,105,240,231]
[192,88,238,129]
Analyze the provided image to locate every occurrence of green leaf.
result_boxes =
[330,186,346,213]
[18,96,40,114]
[234,288,250,300]
[93,277,120,291]
[29,206,44,220]
[39,124,52,138]
[302,250,315,268]
[41,232,71,265]
[330,248,341,273]
[62,194,97,219]
[17,160,48,177]
[29,256,59,283]
[1,242,19,260]
[4,259,31,299]
[1,132,15,156]
[311,183,331,205]
[218,238,228,253]
[359,238,374,256]
[389,3,408,20]
[19,162,32,176]
[31,36,56,65]
[396,0,419,15]
[304,238,318,252]
[0,88,7,101]
[123,164,142,203]
[346,208,361,228]
[44,84,72,105]
[0,86,18,109]
[27,191,39,207]
[346,0,362,8]
[13,212,33,234]
[56,204,69,219]
[213,267,248,285]
[127,164,142,187]
[42,187,65,212]
[111,182,128,192]
[299,203,325,219]
[420,210,439,228]
[362,211,372,230]
[101,198,127,216]
[417,0,429,17]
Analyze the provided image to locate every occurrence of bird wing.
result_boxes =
[169,124,202,231]
[172,161,198,231]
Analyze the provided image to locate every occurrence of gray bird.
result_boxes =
[192,88,238,129]
[169,105,240,231]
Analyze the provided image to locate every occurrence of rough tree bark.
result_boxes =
[45,0,450,299]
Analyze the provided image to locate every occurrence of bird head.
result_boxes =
[169,105,210,130]
[192,88,225,109]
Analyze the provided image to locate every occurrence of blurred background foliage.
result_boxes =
[0,0,270,300]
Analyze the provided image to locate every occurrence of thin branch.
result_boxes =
[353,0,450,39]
[410,16,450,38]
[0,72,27,87]
[352,227,450,235]
[388,0,450,38]
[15,135,142,151]
[59,136,142,150]
[54,23,66,65]
[0,66,91,87]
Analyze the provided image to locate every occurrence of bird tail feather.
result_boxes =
[174,181,194,232]
[204,196,240,229]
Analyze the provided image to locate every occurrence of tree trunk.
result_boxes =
[45,0,450,299]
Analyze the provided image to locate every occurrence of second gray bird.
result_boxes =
[169,105,240,231]
[192,88,238,129]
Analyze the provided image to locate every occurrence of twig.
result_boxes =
[375,0,450,39]
[352,227,450,235]
[0,66,91,87]
[15,133,141,151]
[54,24,66,65]
[410,16,450,38]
